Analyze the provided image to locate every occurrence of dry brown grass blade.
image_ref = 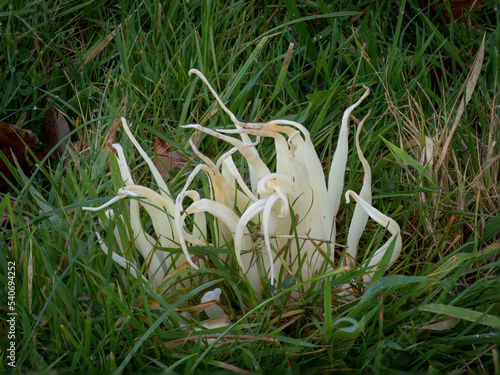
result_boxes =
[102,108,125,150]
[402,316,460,331]
[83,28,118,66]
[212,361,256,375]
[198,315,232,327]
[156,3,162,37]
[282,43,294,71]
[164,334,280,348]
[83,1,143,66]
[434,33,486,172]
[176,300,223,314]
[15,112,27,126]
[269,309,305,325]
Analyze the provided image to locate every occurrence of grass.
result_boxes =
[0,0,499,373]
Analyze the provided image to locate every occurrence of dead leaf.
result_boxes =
[0,121,46,189]
[153,137,190,180]
[1,206,29,226]
[41,105,75,159]
[426,57,465,88]
[0,207,8,226]
[421,0,482,23]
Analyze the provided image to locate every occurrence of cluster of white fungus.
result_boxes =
[84,69,402,297]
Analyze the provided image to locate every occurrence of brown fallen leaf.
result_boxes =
[1,206,29,226]
[41,105,75,159]
[426,57,465,89]
[0,207,8,226]
[421,0,482,24]
[153,136,191,180]
[0,121,46,190]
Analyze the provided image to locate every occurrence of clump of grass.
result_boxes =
[0,0,498,373]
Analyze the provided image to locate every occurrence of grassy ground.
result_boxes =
[1,0,499,373]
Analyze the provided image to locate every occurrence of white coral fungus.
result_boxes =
[83,69,402,296]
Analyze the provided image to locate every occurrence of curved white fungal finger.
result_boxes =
[221,156,259,202]
[128,199,166,287]
[345,190,402,281]
[186,199,242,233]
[174,211,198,269]
[256,173,294,197]
[183,124,270,178]
[234,199,267,271]
[188,69,242,127]
[187,69,262,193]
[113,143,134,186]
[174,164,209,270]
[184,190,207,241]
[215,146,239,170]
[345,191,399,236]
[262,194,280,284]
[345,111,372,267]
[328,86,371,219]
[82,188,137,211]
[120,118,173,198]
[268,183,290,219]
[121,185,177,252]
[96,232,148,282]
[186,198,252,266]
[220,128,292,178]
[189,140,218,172]
[123,185,176,213]
[100,209,126,255]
